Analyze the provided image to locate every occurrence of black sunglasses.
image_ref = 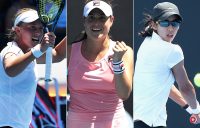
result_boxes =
[85,14,109,22]
[158,20,181,28]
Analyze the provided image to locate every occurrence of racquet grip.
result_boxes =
[190,115,197,124]
[45,47,52,81]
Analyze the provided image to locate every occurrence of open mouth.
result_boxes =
[167,34,174,38]
[91,28,102,32]
[32,37,40,42]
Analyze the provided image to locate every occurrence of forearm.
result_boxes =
[173,61,198,109]
[112,43,133,100]
[169,85,188,107]
[4,51,35,77]
[114,48,133,100]
[53,36,66,62]
[179,81,197,109]
[114,71,132,100]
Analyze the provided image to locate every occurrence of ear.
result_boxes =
[151,21,158,31]
[109,16,114,26]
[13,26,22,38]
[13,26,21,33]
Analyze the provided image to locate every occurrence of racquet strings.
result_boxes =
[38,0,62,24]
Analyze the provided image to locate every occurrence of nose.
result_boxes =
[92,19,102,23]
[91,20,103,27]
[167,25,174,31]
[35,28,43,35]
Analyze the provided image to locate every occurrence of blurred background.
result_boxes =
[134,0,200,127]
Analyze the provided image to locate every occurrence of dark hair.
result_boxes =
[71,31,87,44]
[138,12,155,37]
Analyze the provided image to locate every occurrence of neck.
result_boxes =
[84,36,110,53]
[15,39,29,53]
[81,36,110,62]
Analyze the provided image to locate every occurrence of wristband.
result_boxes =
[186,106,193,114]
[185,101,200,114]
[191,105,200,114]
[182,104,189,109]
[31,44,44,58]
[112,60,125,74]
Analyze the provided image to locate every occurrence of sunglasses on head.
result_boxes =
[85,14,109,22]
[158,20,181,27]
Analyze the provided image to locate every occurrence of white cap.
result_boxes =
[14,10,39,27]
[83,0,113,17]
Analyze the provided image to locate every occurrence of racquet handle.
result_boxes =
[190,115,197,124]
[45,47,52,81]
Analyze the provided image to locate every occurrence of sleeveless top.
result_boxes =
[67,39,128,128]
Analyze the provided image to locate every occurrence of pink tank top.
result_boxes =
[67,40,126,128]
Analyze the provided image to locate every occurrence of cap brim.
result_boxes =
[23,16,39,23]
[14,10,39,26]
[159,12,182,21]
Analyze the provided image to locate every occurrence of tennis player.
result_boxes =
[67,0,133,128]
[0,8,66,128]
[134,2,200,128]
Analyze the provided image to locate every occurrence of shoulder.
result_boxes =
[71,41,82,47]
[68,41,82,59]
[1,42,21,57]
[166,44,184,68]
[170,44,183,56]
[173,44,183,52]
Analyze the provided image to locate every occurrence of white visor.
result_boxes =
[83,0,113,17]
[14,10,39,27]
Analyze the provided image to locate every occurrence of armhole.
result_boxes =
[68,41,82,67]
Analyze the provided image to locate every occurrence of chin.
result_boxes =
[164,37,174,43]
[169,38,174,43]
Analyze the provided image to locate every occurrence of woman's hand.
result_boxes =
[40,32,56,52]
[112,41,128,62]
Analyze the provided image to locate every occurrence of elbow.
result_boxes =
[52,53,65,63]
[5,68,17,77]
[119,87,132,101]
[120,94,130,101]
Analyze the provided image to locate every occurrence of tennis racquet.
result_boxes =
[34,0,65,81]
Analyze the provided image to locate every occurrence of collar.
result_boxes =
[7,41,19,47]
[151,31,171,43]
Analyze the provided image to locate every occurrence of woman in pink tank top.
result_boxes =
[67,0,133,128]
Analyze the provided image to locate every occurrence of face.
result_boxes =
[153,15,181,42]
[84,9,114,40]
[15,19,44,50]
